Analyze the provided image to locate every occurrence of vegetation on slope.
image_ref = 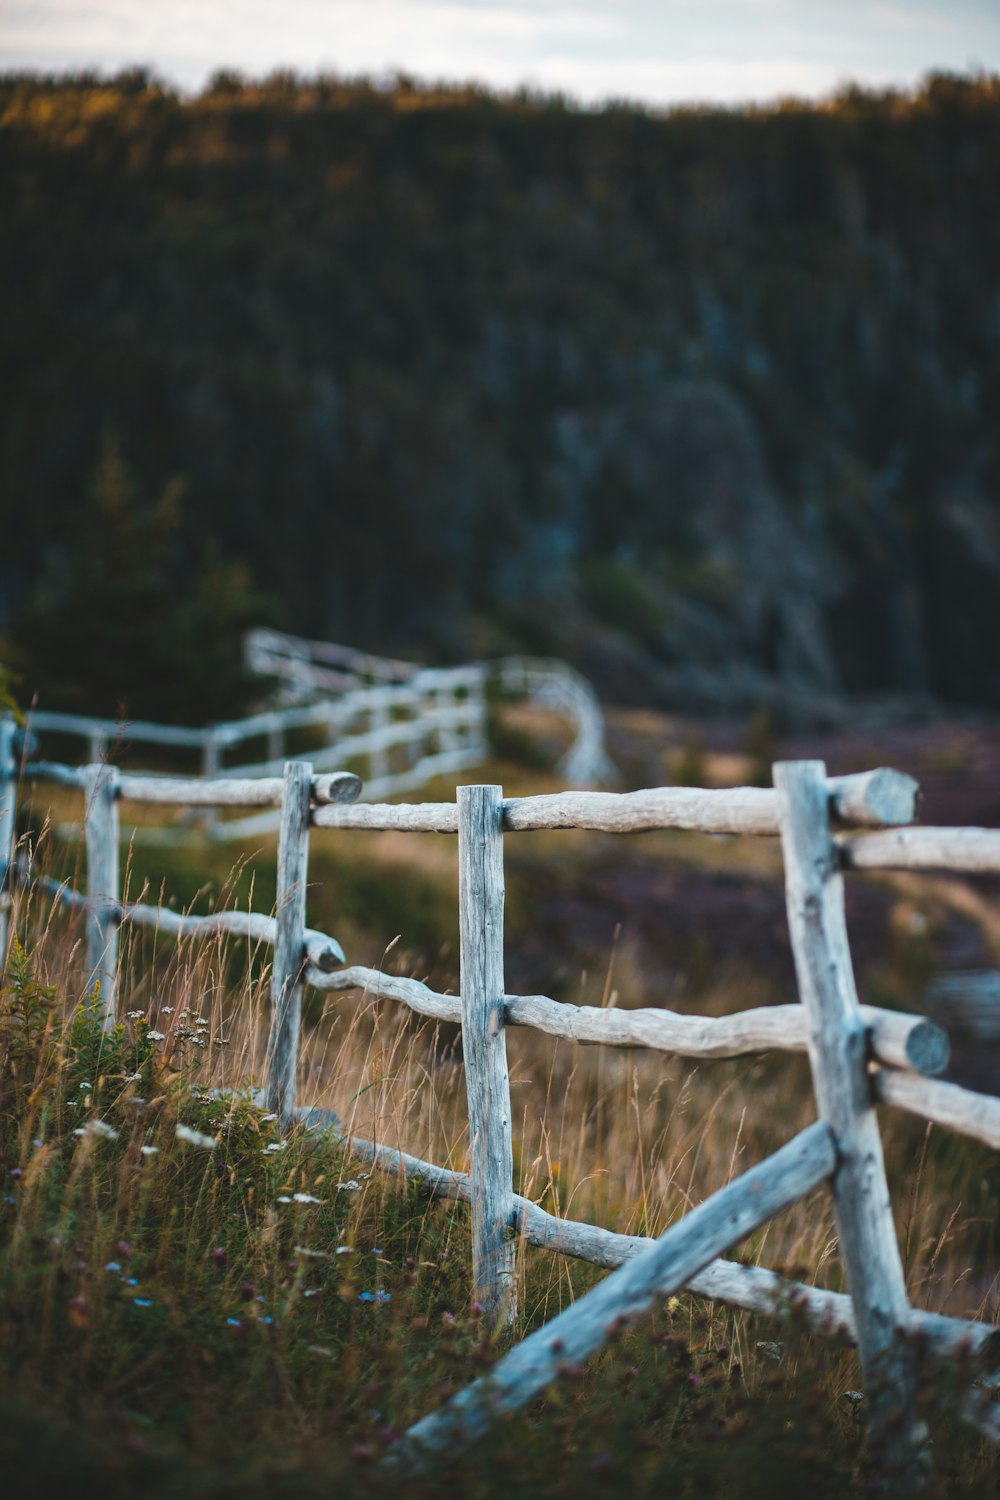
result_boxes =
[2,70,1000,720]
[3,738,1000,1495]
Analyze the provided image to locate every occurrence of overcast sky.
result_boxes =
[2,1,998,107]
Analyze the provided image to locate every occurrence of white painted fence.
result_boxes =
[3,736,999,1485]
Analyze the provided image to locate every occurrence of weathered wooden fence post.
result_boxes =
[774,760,926,1487]
[267,760,312,1126]
[457,783,516,1327]
[200,729,222,833]
[0,714,16,966]
[83,761,120,1029]
[370,691,390,788]
[438,682,458,759]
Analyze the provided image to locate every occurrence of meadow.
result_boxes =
[2,714,999,1496]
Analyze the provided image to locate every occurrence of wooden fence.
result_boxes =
[23,631,613,843]
[2,735,999,1485]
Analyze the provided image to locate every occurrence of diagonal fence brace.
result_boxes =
[388,1119,836,1472]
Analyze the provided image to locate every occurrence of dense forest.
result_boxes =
[2,69,999,723]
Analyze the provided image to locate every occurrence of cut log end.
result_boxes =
[904,1018,950,1078]
[312,771,363,805]
[827,767,920,829]
[306,932,346,971]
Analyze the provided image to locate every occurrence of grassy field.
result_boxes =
[3,712,999,1495]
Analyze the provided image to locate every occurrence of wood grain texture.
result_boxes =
[114,769,362,807]
[83,762,119,1030]
[266,762,312,1126]
[840,827,1000,873]
[26,867,343,969]
[775,759,925,1478]
[391,1122,836,1468]
[321,1122,997,1373]
[501,769,917,836]
[308,964,947,1076]
[458,785,516,1326]
[312,801,459,832]
[874,1068,1000,1150]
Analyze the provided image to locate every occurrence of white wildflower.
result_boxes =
[146,1030,166,1042]
[140,1145,159,1156]
[264,1142,286,1153]
[124,1072,142,1083]
[175,1123,217,1150]
[337,1180,361,1192]
[292,1192,322,1205]
[74,1119,119,1141]
[126,1010,145,1020]
[334,1246,354,1256]
[161,1006,174,1014]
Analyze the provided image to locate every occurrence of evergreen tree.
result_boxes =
[18,438,272,725]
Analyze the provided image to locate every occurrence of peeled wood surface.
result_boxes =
[502,769,917,836]
[840,827,1000,873]
[307,964,948,1076]
[307,1123,999,1372]
[874,1069,1000,1150]
[458,785,516,1324]
[393,1123,837,1467]
[312,801,459,832]
[267,763,312,1125]
[27,869,344,968]
[115,769,361,807]
[776,759,922,1472]
[83,763,119,1030]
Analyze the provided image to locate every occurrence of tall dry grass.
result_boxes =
[3,808,999,1496]
[10,806,998,1339]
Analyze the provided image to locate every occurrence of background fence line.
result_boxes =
[22,631,615,841]
[3,733,1000,1482]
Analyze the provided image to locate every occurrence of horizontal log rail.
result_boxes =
[25,868,345,970]
[301,1118,998,1373]
[9,735,1000,1474]
[390,1122,839,1467]
[309,963,949,1077]
[874,1068,1000,1150]
[311,769,919,836]
[840,826,1000,873]
[502,771,919,834]
[24,763,363,807]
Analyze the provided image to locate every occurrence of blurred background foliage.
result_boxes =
[1,68,999,723]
